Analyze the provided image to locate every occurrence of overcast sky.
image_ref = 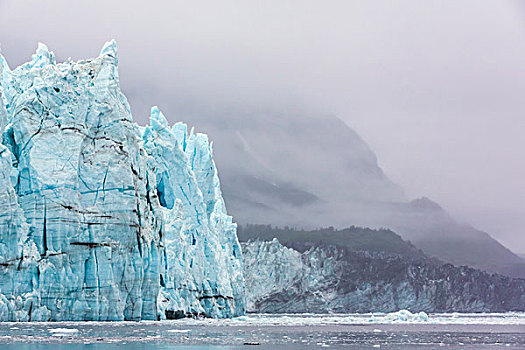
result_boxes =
[1,0,524,250]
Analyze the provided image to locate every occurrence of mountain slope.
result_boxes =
[238,224,425,259]
[187,112,525,278]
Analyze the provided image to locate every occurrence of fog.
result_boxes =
[1,0,524,251]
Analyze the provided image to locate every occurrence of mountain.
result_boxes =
[243,238,525,313]
[0,42,244,321]
[185,111,525,278]
[238,224,425,259]
[382,198,525,278]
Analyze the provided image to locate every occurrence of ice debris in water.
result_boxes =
[0,41,245,321]
[369,310,429,323]
[48,328,79,334]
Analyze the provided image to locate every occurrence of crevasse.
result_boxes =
[0,41,245,321]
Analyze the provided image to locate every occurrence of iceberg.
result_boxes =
[0,41,245,321]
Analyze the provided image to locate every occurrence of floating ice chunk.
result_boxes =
[369,310,429,323]
[48,328,79,333]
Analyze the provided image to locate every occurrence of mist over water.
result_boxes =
[1,0,524,250]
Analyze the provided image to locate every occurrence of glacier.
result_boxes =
[0,41,245,321]
[243,239,525,313]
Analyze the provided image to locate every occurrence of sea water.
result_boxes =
[0,313,523,349]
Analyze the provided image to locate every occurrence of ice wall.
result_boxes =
[243,239,525,313]
[0,41,245,321]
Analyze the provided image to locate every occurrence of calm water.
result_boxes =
[0,313,523,349]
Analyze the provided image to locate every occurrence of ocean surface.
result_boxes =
[0,313,523,349]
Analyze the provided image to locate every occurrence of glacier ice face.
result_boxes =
[242,239,525,313]
[241,238,306,312]
[0,41,245,321]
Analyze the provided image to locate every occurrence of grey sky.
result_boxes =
[1,0,524,250]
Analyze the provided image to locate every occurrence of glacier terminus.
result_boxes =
[0,41,245,321]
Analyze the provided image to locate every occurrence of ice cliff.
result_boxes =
[243,239,525,313]
[0,41,245,321]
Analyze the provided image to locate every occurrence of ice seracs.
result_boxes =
[0,41,245,321]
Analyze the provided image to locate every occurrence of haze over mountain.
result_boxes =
[187,111,525,278]
[1,2,523,263]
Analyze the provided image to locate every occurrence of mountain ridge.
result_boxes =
[183,111,524,278]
